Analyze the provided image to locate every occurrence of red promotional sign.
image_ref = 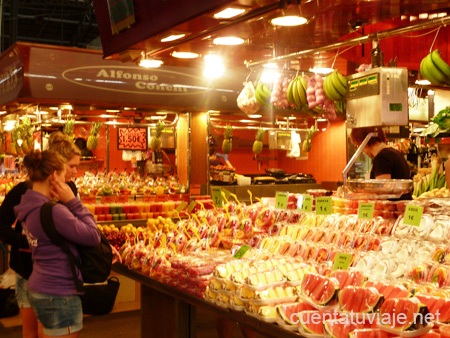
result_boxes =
[117,127,148,150]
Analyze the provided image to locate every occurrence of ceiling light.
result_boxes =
[139,52,163,68]
[203,54,225,79]
[415,79,431,85]
[0,111,7,115]
[248,114,262,119]
[171,51,200,59]
[271,15,307,26]
[161,33,186,42]
[260,63,280,83]
[310,67,334,75]
[213,36,245,46]
[213,8,246,19]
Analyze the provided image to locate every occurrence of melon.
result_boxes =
[324,319,358,338]
[338,286,383,313]
[330,270,366,289]
[301,273,339,306]
[364,280,411,299]
[276,301,315,325]
[378,297,430,331]
[349,328,390,338]
[416,294,448,322]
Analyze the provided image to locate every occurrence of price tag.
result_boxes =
[275,191,289,210]
[176,201,188,212]
[101,196,115,204]
[403,204,424,226]
[211,187,223,207]
[233,244,250,259]
[315,197,332,215]
[358,203,374,219]
[332,253,353,271]
[187,200,197,212]
[116,195,128,203]
[298,194,313,212]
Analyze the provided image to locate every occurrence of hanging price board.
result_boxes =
[299,194,313,212]
[358,203,374,219]
[403,204,424,227]
[332,253,353,271]
[275,191,289,210]
[117,127,148,150]
[315,197,332,215]
[211,187,223,207]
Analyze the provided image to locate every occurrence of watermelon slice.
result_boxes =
[338,286,383,313]
[364,280,411,299]
[416,294,448,322]
[378,297,430,331]
[276,301,315,325]
[301,273,339,306]
[298,310,326,335]
[330,270,366,289]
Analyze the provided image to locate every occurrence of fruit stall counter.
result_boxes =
[113,263,301,338]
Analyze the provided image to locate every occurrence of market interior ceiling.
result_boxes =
[2,0,450,124]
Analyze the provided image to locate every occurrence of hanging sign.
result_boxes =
[117,127,148,150]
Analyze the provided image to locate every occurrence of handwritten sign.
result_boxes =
[275,191,289,210]
[358,203,374,219]
[332,253,353,271]
[211,187,223,207]
[117,127,147,150]
[315,197,332,215]
[403,204,424,227]
[299,194,313,212]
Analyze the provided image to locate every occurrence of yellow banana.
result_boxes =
[423,53,447,85]
[254,83,266,106]
[335,71,348,93]
[431,49,450,82]
[299,77,309,107]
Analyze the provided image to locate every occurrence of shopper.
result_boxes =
[349,126,412,200]
[0,132,82,338]
[14,150,100,338]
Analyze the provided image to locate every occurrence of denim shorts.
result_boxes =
[15,273,31,308]
[28,291,83,336]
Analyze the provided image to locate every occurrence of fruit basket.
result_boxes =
[345,179,413,199]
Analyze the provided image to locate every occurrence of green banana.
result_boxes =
[431,49,450,82]
[299,77,309,107]
[335,71,348,95]
[331,70,347,98]
[323,74,342,101]
[254,83,266,106]
[292,78,302,109]
[286,78,296,105]
[423,53,447,85]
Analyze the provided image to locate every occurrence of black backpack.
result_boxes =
[40,201,112,292]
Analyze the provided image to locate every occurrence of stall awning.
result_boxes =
[0,42,244,112]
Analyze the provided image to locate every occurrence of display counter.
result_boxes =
[113,264,301,338]
[205,183,323,204]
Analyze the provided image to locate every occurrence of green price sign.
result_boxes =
[176,201,187,212]
[299,194,313,212]
[358,203,374,219]
[403,204,424,227]
[211,187,223,207]
[187,200,197,212]
[315,197,332,215]
[275,191,289,210]
[233,244,250,259]
[332,252,353,271]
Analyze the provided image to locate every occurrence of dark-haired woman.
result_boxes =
[14,150,100,338]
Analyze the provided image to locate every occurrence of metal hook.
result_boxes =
[430,26,441,53]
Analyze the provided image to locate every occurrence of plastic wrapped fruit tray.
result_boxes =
[345,179,413,200]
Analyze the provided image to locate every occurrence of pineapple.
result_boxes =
[222,124,233,154]
[252,128,264,155]
[150,120,164,151]
[87,122,102,150]
[63,118,75,141]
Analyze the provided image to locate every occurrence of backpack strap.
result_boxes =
[40,201,84,292]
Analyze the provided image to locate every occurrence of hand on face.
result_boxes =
[50,171,75,203]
